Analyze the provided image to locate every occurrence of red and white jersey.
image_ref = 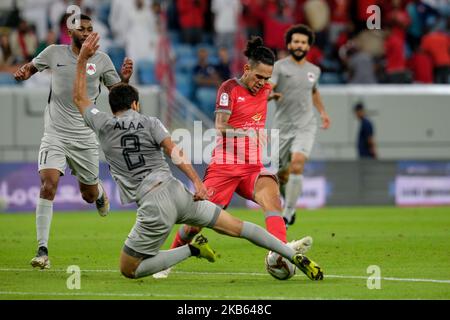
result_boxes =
[211,78,271,168]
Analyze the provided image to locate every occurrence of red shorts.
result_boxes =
[203,164,278,208]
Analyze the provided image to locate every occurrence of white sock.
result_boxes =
[36,198,53,248]
[96,183,104,200]
[283,174,303,220]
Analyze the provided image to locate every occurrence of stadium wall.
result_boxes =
[1,85,450,161]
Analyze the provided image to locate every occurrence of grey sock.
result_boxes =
[36,198,53,248]
[240,221,296,261]
[134,245,191,278]
[283,174,303,219]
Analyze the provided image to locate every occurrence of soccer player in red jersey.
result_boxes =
[153,37,312,279]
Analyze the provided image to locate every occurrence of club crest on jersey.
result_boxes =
[307,72,315,82]
[252,113,263,122]
[86,63,96,75]
[219,93,229,107]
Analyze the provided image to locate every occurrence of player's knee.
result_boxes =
[120,265,137,279]
[290,161,304,174]
[40,180,58,200]
[277,170,289,185]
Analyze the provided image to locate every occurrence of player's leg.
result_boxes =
[187,200,323,281]
[282,120,317,225]
[121,179,217,279]
[31,137,66,269]
[283,152,307,225]
[168,169,238,249]
[66,140,109,216]
[252,175,287,243]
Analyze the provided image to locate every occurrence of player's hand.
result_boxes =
[320,111,331,129]
[268,92,283,101]
[120,57,133,83]
[14,64,31,81]
[193,181,209,201]
[79,33,100,60]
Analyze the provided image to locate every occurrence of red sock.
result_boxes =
[265,216,287,243]
[170,225,201,249]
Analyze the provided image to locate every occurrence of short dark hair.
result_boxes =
[354,103,365,112]
[244,36,275,67]
[108,83,139,113]
[285,24,315,46]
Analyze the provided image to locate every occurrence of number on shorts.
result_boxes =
[121,134,145,171]
[39,150,49,165]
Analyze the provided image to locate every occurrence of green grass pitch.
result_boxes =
[0,207,449,300]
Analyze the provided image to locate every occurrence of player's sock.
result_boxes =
[240,221,295,260]
[96,183,104,200]
[36,198,53,248]
[283,174,303,221]
[135,246,192,278]
[170,225,201,249]
[264,212,287,243]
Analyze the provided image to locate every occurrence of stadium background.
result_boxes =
[0,0,449,302]
[0,0,449,211]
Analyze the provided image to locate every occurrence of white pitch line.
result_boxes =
[1,268,449,284]
[0,291,327,300]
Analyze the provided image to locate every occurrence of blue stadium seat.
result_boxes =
[107,45,126,73]
[320,72,343,84]
[175,72,193,99]
[136,59,157,85]
[175,55,197,75]
[0,72,18,86]
[172,43,195,59]
[196,87,217,116]
[97,2,111,28]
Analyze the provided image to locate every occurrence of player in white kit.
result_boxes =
[13,14,133,269]
[270,25,331,227]
[72,33,324,281]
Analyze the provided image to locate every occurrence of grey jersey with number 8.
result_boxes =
[83,106,172,204]
[32,45,121,141]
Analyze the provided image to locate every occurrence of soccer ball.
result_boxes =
[265,251,296,280]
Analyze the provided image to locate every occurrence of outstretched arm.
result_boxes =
[312,87,330,129]
[13,62,38,81]
[160,137,209,201]
[73,33,100,114]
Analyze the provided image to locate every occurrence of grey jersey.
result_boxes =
[271,57,321,131]
[32,45,121,141]
[83,106,172,204]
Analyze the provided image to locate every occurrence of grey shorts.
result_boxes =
[278,117,317,170]
[38,135,99,185]
[125,177,221,257]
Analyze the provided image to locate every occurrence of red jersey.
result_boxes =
[211,78,271,169]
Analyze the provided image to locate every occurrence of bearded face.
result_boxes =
[288,33,311,62]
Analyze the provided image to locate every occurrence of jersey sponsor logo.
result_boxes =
[307,72,316,82]
[219,93,229,107]
[91,108,100,114]
[86,63,97,75]
[237,96,245,102]
[56,63,67,67]
[252,113,263,122]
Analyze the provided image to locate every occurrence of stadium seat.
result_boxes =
[320,72,344,84]
[136,59,157,85]
[195,87,217,116]
[97,2,111,28]
[175,55,197,75]
[0,72,18,86]
[172,43,195,60]
[107,45,126,73]
[175,72,194,99]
